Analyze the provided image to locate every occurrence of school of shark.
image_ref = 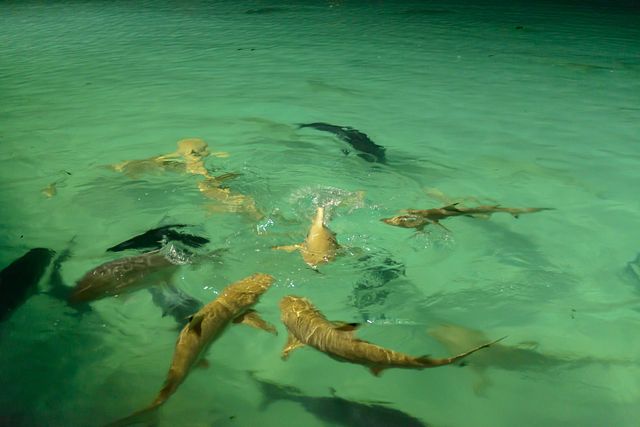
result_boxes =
[3,122,630,427]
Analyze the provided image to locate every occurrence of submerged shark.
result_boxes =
[106,224,210,253]
[382,203,553,231]
[105,273,277,427]
[350,252,406,322]
[428,323,633,395]
[299,122,387,163]
[251,372,429,427]
[148,285,203,327]
[46,239,93,316]
[272,206,340,269]
[0,248,55,322]
[69,250,180,304]
[625,252,640,284]
[279,295,501,375]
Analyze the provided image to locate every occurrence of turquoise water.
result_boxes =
[1,0,639,426]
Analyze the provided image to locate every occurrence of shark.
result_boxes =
[0,248,55,322]
[272,206,340,269]
[428,323,634,395]
[148,284,203,327]
[68,250,179,304]
[382,203,553,231]
[104,273,277,426]
[298,122,387,163]
[250,371,429,427]
[279,295,501,376]
[106,224,209,253]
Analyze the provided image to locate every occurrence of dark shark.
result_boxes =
[626,252,640,284]
[69,250,179,304]
[106,224,209,252]
[0,248,55,321]
[251,372,429,427]
[299,122,387,163]
[148,285,202,327]
[350,252,405,322]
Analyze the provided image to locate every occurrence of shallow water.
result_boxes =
[1,0,639,426]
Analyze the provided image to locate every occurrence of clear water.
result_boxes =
[1,0,639,426]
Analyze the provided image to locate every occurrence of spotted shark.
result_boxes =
[69,250,180,304]
[279,295,501,375]
[104,273,277,427]
[272,206,340,269]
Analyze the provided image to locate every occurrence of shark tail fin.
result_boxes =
[248,371,297,411]
[417,336,506,368]
[103,404,160,427]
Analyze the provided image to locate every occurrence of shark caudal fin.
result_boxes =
[417,336,507,368]
[248,371,301,411]
[103,404,160,427]
[104,376,180,427]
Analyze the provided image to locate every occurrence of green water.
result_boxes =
[1,0,639,426]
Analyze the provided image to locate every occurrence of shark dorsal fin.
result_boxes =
[442,203,461,211]
[187,313,204,336]
[369,366,386,376]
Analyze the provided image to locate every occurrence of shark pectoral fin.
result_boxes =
[332,321,361,332]
[272,244,302,253]
[281,333,305,360]
[470,213,491,220]
[196,359,210,369]
[233,310,278,335]
[187,313,204,336]
[433,220,451,232]
[369,366,386,377]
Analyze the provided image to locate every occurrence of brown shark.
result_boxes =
[279,295,501,376]
[382,203,553,231]
[272,206,340,269]
[110,138,228,179]
[69,250,179,304]
[105,273,277,427]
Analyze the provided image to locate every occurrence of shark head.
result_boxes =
[220,273,275,308]
[381,215,424,228]
[279,295,315,318]
[176,138,210,160]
